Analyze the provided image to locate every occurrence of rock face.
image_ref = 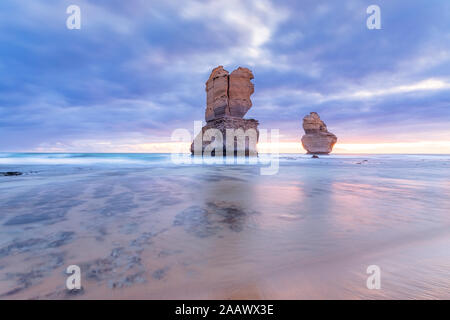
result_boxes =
[205,66,230,121]
[192,66,259,156]
[228,67,254,118]
[301,112,337,154]
[191,117,259,156]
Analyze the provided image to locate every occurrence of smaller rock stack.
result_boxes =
[301,112,337,154]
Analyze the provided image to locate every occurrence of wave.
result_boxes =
[0,153,173,165]
[0,153,448,166]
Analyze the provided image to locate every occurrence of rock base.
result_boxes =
[191,117,259,156]
[301,132,337,154]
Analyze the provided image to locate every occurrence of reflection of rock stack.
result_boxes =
[191,66,259,156]
[301,112,337,154]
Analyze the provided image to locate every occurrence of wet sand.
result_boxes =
[0,154,449,299]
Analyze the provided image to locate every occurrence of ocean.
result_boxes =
[0,153,449,299]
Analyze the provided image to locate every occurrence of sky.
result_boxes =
[0,0,449,153]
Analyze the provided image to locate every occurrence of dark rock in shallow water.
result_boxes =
[66,286,85,296]
[80,245,149,288]
[4,198,84,226]
[47,231,75,248]
[173,206,220,238]
[110,247,124,258]
[108,272,146,289]
[158,249,183,258]
[97,192,138,217]
[1,172,22,176]
[0,286,24,297]
[152,267,169,280]
[1,252,66,297]
[0,232,74,258]
[83,258,114,281]
[0,238,46,258]
[4,213,59,225]
[173,201,259,237]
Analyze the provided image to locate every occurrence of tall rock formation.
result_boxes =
[192,66,259,156]
[301,112,337,154]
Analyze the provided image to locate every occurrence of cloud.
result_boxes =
[0,0,449,152]
[180,0,288,62]
[345,78,450,99]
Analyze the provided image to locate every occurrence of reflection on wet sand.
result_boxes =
[0,155,449,299]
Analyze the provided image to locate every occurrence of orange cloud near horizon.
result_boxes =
[258,141,450,154]
[32,140,450,154]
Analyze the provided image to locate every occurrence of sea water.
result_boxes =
[0,153,449,299]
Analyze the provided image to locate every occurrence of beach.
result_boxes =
[0,153,449,299]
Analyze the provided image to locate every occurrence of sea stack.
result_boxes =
[191,66,259,156]
[301,112,337,154]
